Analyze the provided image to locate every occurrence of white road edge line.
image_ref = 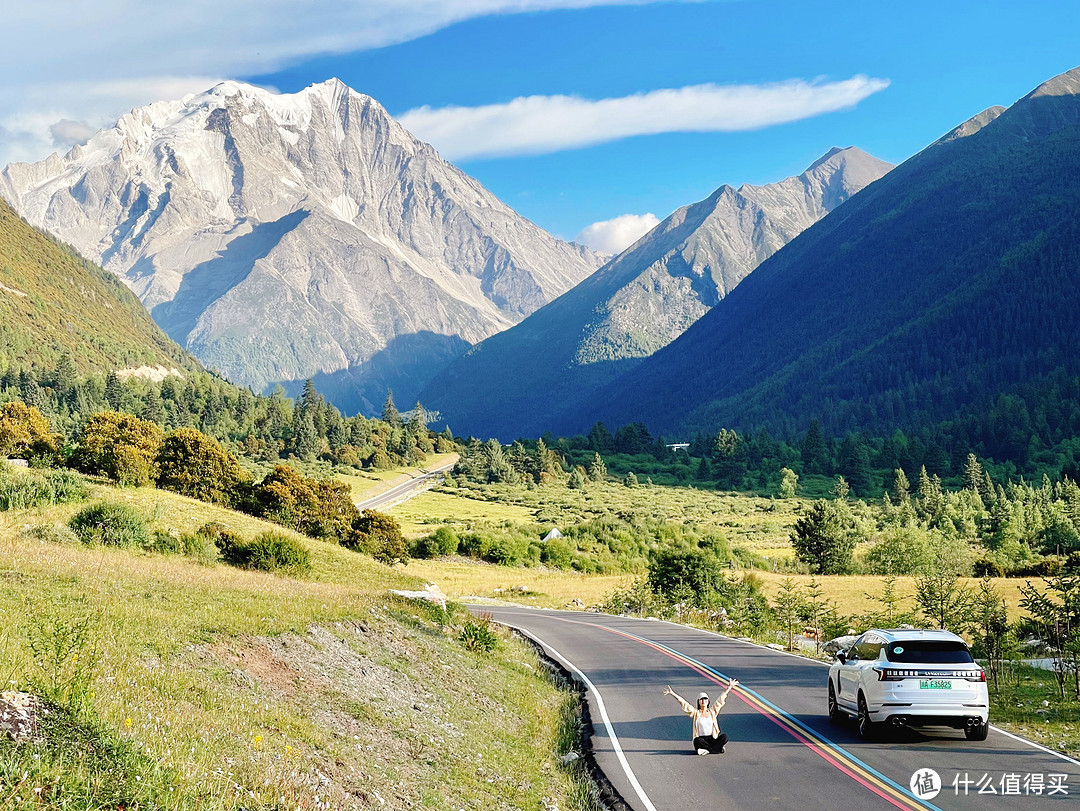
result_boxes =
[653,618,1080,767]
[507,624,659,811]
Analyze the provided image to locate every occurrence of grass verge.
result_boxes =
[0,474,596,810]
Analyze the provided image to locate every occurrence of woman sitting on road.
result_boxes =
[663,680,739,755]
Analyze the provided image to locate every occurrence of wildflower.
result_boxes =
[253,734,262,748]
[124,717,133,730]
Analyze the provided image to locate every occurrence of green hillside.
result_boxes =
[0,197,194,375]
[578,66,1080,465]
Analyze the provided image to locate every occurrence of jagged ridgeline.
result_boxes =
[579,66,1080,446]
[0,197,194,375]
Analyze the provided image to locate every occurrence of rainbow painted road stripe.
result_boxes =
[554,616,942,811]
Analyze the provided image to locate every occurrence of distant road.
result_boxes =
[355,456,458,511]
[478,606,1080,811]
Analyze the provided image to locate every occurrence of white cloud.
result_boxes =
[576,213,660,254]
[399,76,890,160]
[0,1,683,166]
[48,120,98,149]
[0,76,228,166]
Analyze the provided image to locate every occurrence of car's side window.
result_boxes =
[857,634,882,661]
[847,634,867,661]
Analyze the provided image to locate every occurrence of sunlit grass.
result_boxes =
[0,472,592,810]
[405,557,633,609]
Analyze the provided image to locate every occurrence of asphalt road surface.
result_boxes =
[477,606,1080,811]
[354,458,457,510]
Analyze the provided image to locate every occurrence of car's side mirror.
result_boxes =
[836,651,847,664]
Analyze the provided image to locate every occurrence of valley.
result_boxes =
[2,11,1080,808]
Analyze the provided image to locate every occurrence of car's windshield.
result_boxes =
[886,641,973,664]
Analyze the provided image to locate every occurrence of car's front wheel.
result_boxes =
[857,693,881,741]
[828,680,843,724]
[965,720,989,741]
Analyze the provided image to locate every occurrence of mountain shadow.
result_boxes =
[275,330,471,417]
[151,209,310,343]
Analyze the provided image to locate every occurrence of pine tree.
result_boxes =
[382,390,401,428]
[104,372,123,411]
[588,421,614,454]
[892,468,911,504]
[53,352,77,399]
[587,452,607,481]
[801,419,829,474]
[963,453,985,493]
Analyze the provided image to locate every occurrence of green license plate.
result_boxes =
[919,679,952,690]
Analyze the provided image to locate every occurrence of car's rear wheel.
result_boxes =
[857,693,881,741]
[965,720,989,741]
[828,680,843,724]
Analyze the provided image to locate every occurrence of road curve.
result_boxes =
[355,457,458,511]
[477,606,1080,811]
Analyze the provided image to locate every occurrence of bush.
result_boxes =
[19,523,80,546]
[155,428,250,507]
[0,466,87,511]
[251,464,358,541]
[414,526,459,559]
[973,558,1005,578]
[69,503,150,548]
[541,538,575,569]
[0,401,59,460]
[647,547,722,606]
[348,509,408,565]
[246,532,312,575]
[459,616,499,653]
[72,411,163,485]
[146,528,219,565]
[217,528,311,576]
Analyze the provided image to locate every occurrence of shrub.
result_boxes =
[0,466,87,510]
[348,509,409,565]
[156,427,250,506]
[0,401,59,460]
[146,529,219,565]
[69,503,150,548]
[217,529,311,576]
[251,464,358,541]
[19,523,81,546]
[647,547,722,606]
[482,535,526,566]
[415,526,459,559]
[973,558,1005,578]
[245,532,312,575]
[541,538,575,569]
[459,616,499,653]
[72,411,163,485]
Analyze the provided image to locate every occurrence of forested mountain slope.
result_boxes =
[0,196,193,377]
[573,67,1080,449]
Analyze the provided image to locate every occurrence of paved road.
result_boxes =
[355,457,458,511]
[479,606,1080,811]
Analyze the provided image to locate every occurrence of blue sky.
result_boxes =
[5,0,1079,250]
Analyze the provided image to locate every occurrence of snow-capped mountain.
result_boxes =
[1,79,604,411]
[422,146,893,439]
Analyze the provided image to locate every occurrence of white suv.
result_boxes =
[827,629,989,741]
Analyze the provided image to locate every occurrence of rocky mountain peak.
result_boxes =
[1,80,603,413]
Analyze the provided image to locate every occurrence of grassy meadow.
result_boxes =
[0,473,596,810]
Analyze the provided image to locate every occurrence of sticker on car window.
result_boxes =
[893,646,904,654]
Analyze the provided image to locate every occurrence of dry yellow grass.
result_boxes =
[389,490,538,537]
[752,571,1039,624]
[405,558,633,609]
